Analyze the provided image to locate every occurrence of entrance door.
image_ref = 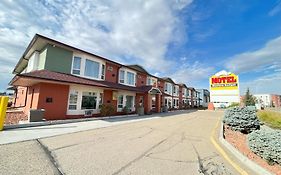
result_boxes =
[151,95,156,112]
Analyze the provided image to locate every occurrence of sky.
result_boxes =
[1,0,281,95]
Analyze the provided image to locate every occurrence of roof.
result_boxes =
[126,65,149,74]
[10,70,157,93]
[12,33,191,89]
[178,83,188,88]
[161,77,175,84]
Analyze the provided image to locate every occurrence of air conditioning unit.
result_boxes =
[84,110,93,117]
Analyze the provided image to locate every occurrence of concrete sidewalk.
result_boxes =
[0,110,196,145]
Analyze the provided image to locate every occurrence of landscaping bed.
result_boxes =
[223,107,281,175]
[224,125,281,174]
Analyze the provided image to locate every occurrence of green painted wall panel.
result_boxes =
[44,44,73,74]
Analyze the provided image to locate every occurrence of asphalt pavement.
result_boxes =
[0,110,249,175]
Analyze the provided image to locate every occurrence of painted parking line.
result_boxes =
[210,117,249,175]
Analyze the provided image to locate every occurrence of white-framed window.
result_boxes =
[117,95,124,109]
[147,77,157,86]
[84,59,100,79]
[164,97,172,108]
[68,90,78,110]
[67,85,103,115]
[118,69,136,86]
[127,72,135,86]
[71,54,105,80]
[101,64,105,80]
[164,83,173,95]
[119,70,125,83]
[117,92,136,112]
[72,56,81,75]
[173,86,179,96]
[81,92,97,110]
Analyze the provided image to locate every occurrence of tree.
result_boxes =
[243,88,256,106]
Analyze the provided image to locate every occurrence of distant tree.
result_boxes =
[243,88,256,106]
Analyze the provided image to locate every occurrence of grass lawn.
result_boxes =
[257,110,281,130]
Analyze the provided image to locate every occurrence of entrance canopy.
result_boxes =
[148,87,162,95]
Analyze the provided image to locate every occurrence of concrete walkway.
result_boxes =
[0,110,193,145]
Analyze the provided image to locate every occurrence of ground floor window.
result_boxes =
[81,92,97,109]
[67,86,103,115]
[117,94,135,112]
[173,99,179,108]
[117,95,124,109]
[164,97,172,108]
[68,91,78,110]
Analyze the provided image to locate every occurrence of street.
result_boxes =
[1,110,240,175]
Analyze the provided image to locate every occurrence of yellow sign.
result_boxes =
[210,73,239,90]
[0,96,9,131]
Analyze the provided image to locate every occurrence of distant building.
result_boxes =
[254,94,281,108]
[196,89,210,107]
[209,70,240,108]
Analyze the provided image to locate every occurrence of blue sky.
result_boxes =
[1,0,281,95]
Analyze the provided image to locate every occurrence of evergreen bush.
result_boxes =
[248,128,281,165]
[223,107,260,133]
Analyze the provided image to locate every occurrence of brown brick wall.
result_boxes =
[5,110,28,125]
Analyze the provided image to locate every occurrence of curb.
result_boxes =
[218,122,273,175]
[4,114,138,130]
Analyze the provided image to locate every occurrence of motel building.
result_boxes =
[9,34,199,121]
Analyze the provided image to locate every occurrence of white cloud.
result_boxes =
[225,35,281,94]
[0,0,194,91]
[225,35,281,74]
[240,71,281,94]
[170,61,214,86]
[269,1,281,16]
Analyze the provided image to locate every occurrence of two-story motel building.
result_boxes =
[10,34,200,120]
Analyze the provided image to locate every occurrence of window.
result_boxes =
[69,91,78,110]
[101,64,105,80]
[85,59,100,78]
[119,70,125,83]
[81,92,97,109]
[164,84,168,92]
[126,95,134,109]
[127,72,135,85]
[99,93,103,106]
[117,95,124,108]
[72,57,81,75]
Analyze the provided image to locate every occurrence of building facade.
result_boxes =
[10,34,198,120]
[254,94,281,108]
[196,89,210,108]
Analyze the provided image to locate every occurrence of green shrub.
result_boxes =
[122,106,130,114]
[223,107,260,133]
[248,128,281,165]
[99,104,115,116]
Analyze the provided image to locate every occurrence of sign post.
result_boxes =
[0,96,9,131]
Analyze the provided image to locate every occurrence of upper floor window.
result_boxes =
[71,55,105,80]
[164,83,173,95]
[119,70,125,83]
[101,64,105,80]
[72,57,81,75]
[173,86,179,96]
[85,59,100,78]
[119,69,136,86]
[147,77,157,86]
[127,72,135,85]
